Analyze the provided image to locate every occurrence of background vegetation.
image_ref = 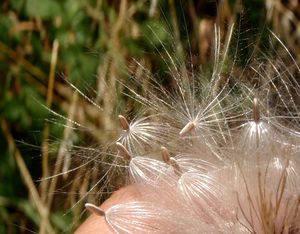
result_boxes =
[0,0,299,233]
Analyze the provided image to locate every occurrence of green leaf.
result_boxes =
[0,16,13,42]
[25,0,61,19]
[10,0,26,12]
[51,211,73,230]
[18,200,40,225]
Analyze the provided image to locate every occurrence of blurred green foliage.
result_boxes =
[0,1,180,232]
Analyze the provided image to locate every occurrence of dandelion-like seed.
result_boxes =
[116,115,172,155]
[117,142,170,186]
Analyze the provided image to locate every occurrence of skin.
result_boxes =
[75,185,140,234]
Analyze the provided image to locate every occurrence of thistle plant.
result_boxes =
[72,22,300,233]
[4,0,300,233]
[24,2,299,233]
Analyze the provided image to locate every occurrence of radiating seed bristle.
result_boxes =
[253,97,260,123]
[179,122,196,136]
[116,142,131,161]
[118,115,130,131]
[85,203,105,216]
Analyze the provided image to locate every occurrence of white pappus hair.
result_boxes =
[80,23,300,233]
